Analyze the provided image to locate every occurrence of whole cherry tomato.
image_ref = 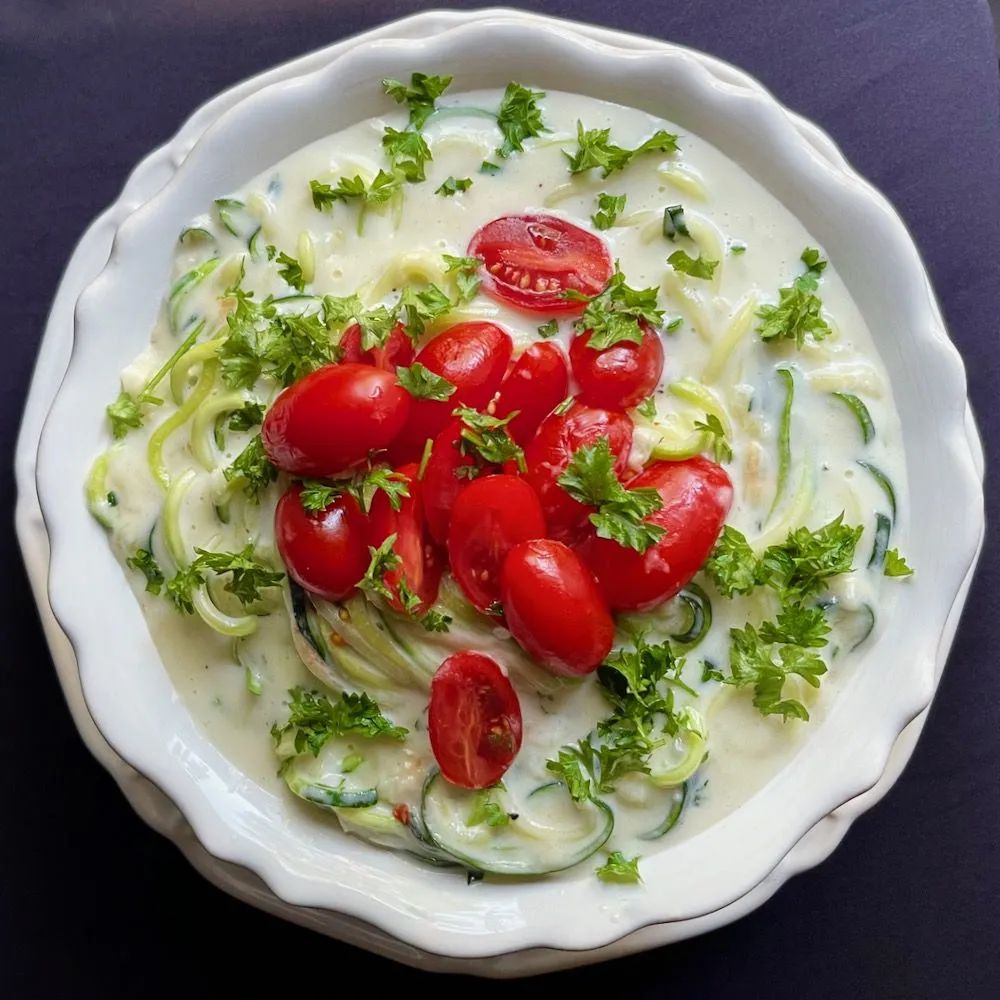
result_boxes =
[468,214,612,314]
[367,463,442,614]
[339,321,416,371]
[420,419,479,545]
[570,322,664,410]
[447,475,547,613]
[429,651,523,789]
[577,457,733,612]
[493,342,570,445]
[389,322,512,462]
[523,402,634,544]
[500,539,614,676]
[261,363,410,477]
[274,485,370,602]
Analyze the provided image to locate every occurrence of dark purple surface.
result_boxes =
[2,1,999,996]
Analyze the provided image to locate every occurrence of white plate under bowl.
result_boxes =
[20,8,985,975]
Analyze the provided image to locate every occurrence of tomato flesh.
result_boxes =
[388,322,513,462]
[262,363,410,477]
[493,342,570,445]
[523,402,634,544]
[577,457,734,612]
[447,475,547,613]
[367,463,441,614]
[274,485,370,602]
[500,539,614,676]
[468,214,613,314]
[429,651,523,789]
[570,322,664,410]
[339,321,416,371]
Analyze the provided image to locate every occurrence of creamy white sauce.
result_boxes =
[97,88,908,875]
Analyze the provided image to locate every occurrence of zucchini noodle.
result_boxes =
[297,232,316,285]
[149,360,218,490]
[805,362,884,396]
[365,250,449,301]
[767,367,795,521]
[661,269,712,342]
[429,134,495,157]
[190,391,249,470]
[543,178,603,208]
[85,449,116,528]
[702,293,758,384]
[657,163,708,200]
[168,257,220,334]
[752,459,817,552]
[170,334,225,404]
[669,378,733,438]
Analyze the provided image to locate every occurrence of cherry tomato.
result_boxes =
[388,322,513,462]
[421,419,479,545]
[468,214,612,314]
[429,651,523,789]
[493,342,570,445]
[447,475,547,613]
[339,321,416,371]
[500,539,614,676]
[367,462,442,614]
[262,363,410,477]
[577,457,733,612]
[570,322,664,410]
[523,402,634,544]
[274,485,370,602]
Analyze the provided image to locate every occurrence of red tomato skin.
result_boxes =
[261,363,410,477]
[367,463,442,613]
[468,214,613,314]
[339,322,416,371]
[500,539,614,676]
[274,486,370,602]
[493,342,571,445]
[389,322,513,462]
[447,475,547,613]
[570,323,665,410]
[421,419,479,545]
[577,457,734,612]
[429,652,523,789]
[523,402,634,544]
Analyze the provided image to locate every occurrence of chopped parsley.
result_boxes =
[358,533,451,632]
[223,434,278,500]
[355,304,397,352]
[126,548,165,595]
[442,253,483,303]
[757,247,830,347]
[883,548,914,577]
[667,249,718,281]
[495,82,548,158]
[693,413,732,463]
[397,284,452,340]
[191,544,285,606]
[636,396,658,420]
[269,247,306,291]
[435,176,472,197]
[396,362,457,401]
[557,439,664,552]
[564,261,664,349]
[537,319,559,338]
[454,406,526,471]
[300,465,410,515]
[382,126,433,182]
[299,480,337,512]
[228,400,266,432]
[565,121,679,177]
[592,192,626,231]
[595,852,641,884]
[309,170,401,210]
[382,72,453,129]
[467,785,513,828]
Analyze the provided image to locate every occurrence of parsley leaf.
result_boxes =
[636,396,657,420]
[757,247,831,347]
[192,544,284,606]
[592,192,626,230]
[166,565,203,615]
[397,284,452,340]
[309,170,402,210]
[668,249,718,280]
[537,319,559,338]
[565,121,679,177]
[467,785,512,828]
[382,127,432,182]
[396,362,457,401]
[300,480,337,512]
[419,608,453,633]
[300,466,410,515]
[565,261,664,349]
[495,82,548,158]
[322,293,364,330]
[705,525,759,598]
[693,413,732,462]
[356,304,397,352]
[272,687,407,758]
[455,406,526,470]
[382,72,453,129]
[546,742,599,802]
[107,391,143,439]
[358,534,402,604]
[228,401,266,432]
[224,434,278,500]
[557,439,665,553]
[884,548,914,577]
[595,852,641,884]
[443,253,483,303]
[126,548,165,595]
[436,176,472,197]
[758,604,831,648]
[270,248,306,291]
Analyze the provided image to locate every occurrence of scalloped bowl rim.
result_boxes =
[35,12,983,959]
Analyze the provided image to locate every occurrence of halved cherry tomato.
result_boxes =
[468,214,612,314]
[339,321,416,371]
[367,463,442,614]
[388,322,513,462]
[274,485,370,602]
[570,322,664,410]
[577,457,733,612]
[421,419,479,545]
[523,402,634,544]
[500,539,614,676]
[447,475,547,613]
[429,651,523,789]
[262,363,410,477]
[493,342,570,445]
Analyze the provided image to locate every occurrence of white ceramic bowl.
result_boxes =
[33,8,983,967]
